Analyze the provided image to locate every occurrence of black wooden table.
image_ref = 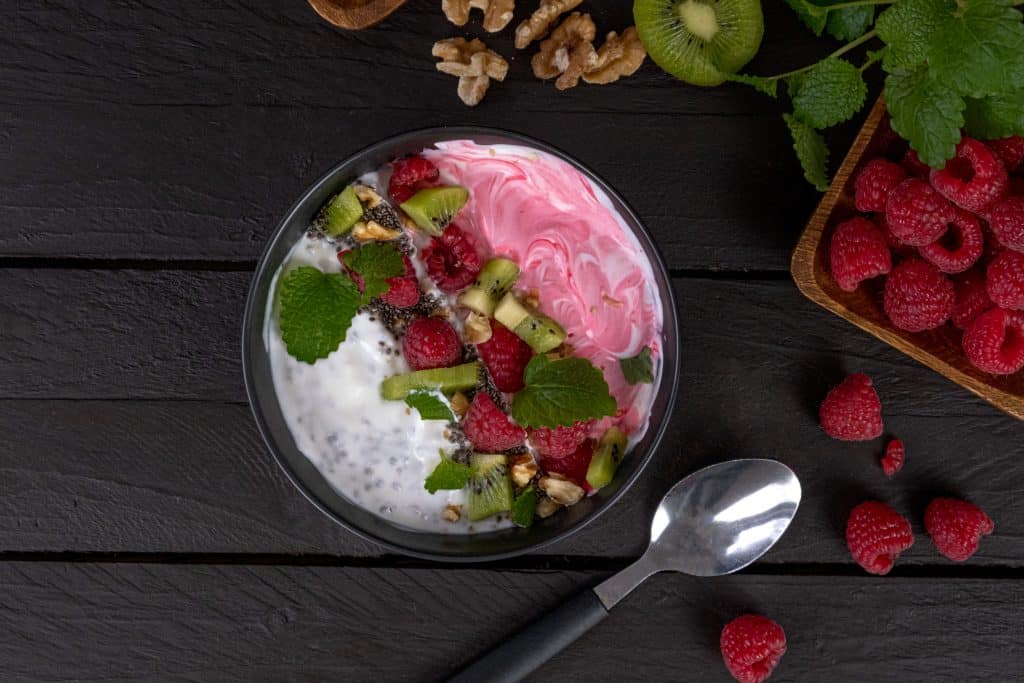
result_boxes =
[1,2,1021,681]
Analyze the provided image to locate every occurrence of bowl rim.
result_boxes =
[242,125,681,562]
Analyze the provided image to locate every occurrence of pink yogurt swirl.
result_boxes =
[424,141,663,436]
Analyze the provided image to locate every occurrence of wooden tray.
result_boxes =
[791,96,1024,420]
[308,0,408,30]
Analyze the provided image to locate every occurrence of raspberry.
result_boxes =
[846,501,914,575]
[918,208,984,274]
[461,392,525,452]
[877,213,916,257]
[951,270,994,330]
[828,217,892,292]
[986,136,1024,173]
[402,317,462,371]
[962,308,1024,375]
[929,137,1008,213]
[388,155,439,204]
[986,250,1024,310]
[925,498,994,562]
[719,615,786,683]
[530,421,591,457]
[476,323,533,392]
[854,158,907,213]
[543,440,595,489]
[902,148,931,178]
[337,250,365,291]
[380,254,420,308]
[880,439,905,477]
[423,224,482,293]
[883,259,955,332]
[819,373,883,442]
[886,179,955,246]
[989,195,1024,252]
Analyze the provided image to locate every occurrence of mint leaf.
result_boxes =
[511,487,539,528]
[405,391,456,421]
[826,6,874,41]
[342,242,405,304]
[876,0,949,72]
[885,67,965,168]
[783,113,830,191]
[791,58,867,129]
[619,347,654,385]
[963,91,1024,140]
[424,451,471,494]
[928,0,1024,98]
[785,0,827,35]
[278,266,361,364]
[728,73,778,98]
[510,355,617,428]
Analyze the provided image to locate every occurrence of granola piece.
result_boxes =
[442,503,462,522]
[442,0,515,33]
[531,13,598,91]
[515,0,583,49]
[464,310,493,344]
[352,220,402,242]
[450,391,470,419]
[353,185,384,209]
[538,473,585,505]
[510,454,539,488]
[433,38,509,107]
[583,27,647,85]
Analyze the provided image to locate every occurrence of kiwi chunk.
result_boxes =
[586,427,629,490]
[458,258,520,316]
[494,293,531,331]
[399,186,469,236]
[634,0,764,87]
[494,293,566,353]
[380,362,481,400]
[467,453,514,521]
[319,185,363,236]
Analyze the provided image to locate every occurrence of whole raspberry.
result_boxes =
[883,259,955,331]
[918,208,984,274]
[461,392,525,452]
[543,440,595,489]
[929,137,1008,213]
[877,213,916,257]
[986,136,1024,173]
[986,250,1024,310]
[854,158,907,213]
[951,270,994,330]
[962,308,1024,375]
[880,439,905,477]
[886,179,955,246]
[402,317,462,371]
[530,421,591,457]
[423,224,482,293]
[476,323,533,393]
[989,196,1024,252]
[925,498,994,562]
[846,501,914,575]
[902,148,932,178]
[388,155,439,204]
[819,373,883,441]
[829,217,892,291]
[719,615,786,683]
[380,254,420,308]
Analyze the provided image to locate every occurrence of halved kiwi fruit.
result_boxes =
[458,258,520,316]
[380,362,481,400]
[634,0,764,86]
[467,453,514,521]
[319,185,363,237]
[493,293,566,353]
[399,186,469,236]
[585,427,629,490]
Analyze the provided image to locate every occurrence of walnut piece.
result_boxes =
[442,0,515,33]
[583,27,647,85]
[442,504,462,522]
[536,496,562,518]
[538,473,585,506]
[515,0,583,49]
[450,391,470,418]
[433,38,509,107]
[353,185,384,209]
[510,454,539,488]
[352,220,402,242]
[464,310,493,344]
[531,13,598,91]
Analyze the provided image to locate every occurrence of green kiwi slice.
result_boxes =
[319,185,363,237]
[467,453,514,521]
[634,0,764,86]
[380,362,481,400]
[585,427,629,490]
[458,258,521,316]
[399,186,469,236]
[494,293,566,353]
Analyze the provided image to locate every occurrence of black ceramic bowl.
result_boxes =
[242,128,680,561]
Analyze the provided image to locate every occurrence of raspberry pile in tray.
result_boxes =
[830,132,1024,377]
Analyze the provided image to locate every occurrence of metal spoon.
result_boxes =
[448,459,801,682]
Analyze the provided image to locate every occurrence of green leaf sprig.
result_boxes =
[424,451,471,494]
[510,355,617,428]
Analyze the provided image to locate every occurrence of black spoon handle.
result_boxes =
[446,589,609,683]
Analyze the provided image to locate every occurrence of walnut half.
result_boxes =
[442,0,515,33]
[538,473,585,506]
[531,13,598,91]
[433,38,509,107]
[583,27,647,85]
[514,0,583,49]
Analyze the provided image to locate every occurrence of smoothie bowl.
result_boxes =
[243,129,679,560]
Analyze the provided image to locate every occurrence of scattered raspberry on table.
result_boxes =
[846,501,914,575]
[819,373,883,441]
[925,498,995,562]
[720,614,787,683]
[881,439,905,477]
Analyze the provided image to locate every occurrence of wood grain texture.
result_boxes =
[792,97,1024,420]
[308,0,408,30]
[0,0,846,270]
[1,270,1020,564]
[0,563,1019,681]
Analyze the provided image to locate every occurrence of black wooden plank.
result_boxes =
[0,1,850,269]
[1,270,1020,564]
[0,563,1018,681]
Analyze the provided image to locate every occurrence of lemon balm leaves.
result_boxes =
[927,0,1024,98]
[826,7,875,41]
[341,242,405,304]
[405,391,456,421]
[783,113,830,192]
[886,67,965,169]
[278,266,361,364]
[875,0,949,72]
[510,355,617,428]
[424,451,471,494]
[791,58,868,129]
[963,91,1024,140]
